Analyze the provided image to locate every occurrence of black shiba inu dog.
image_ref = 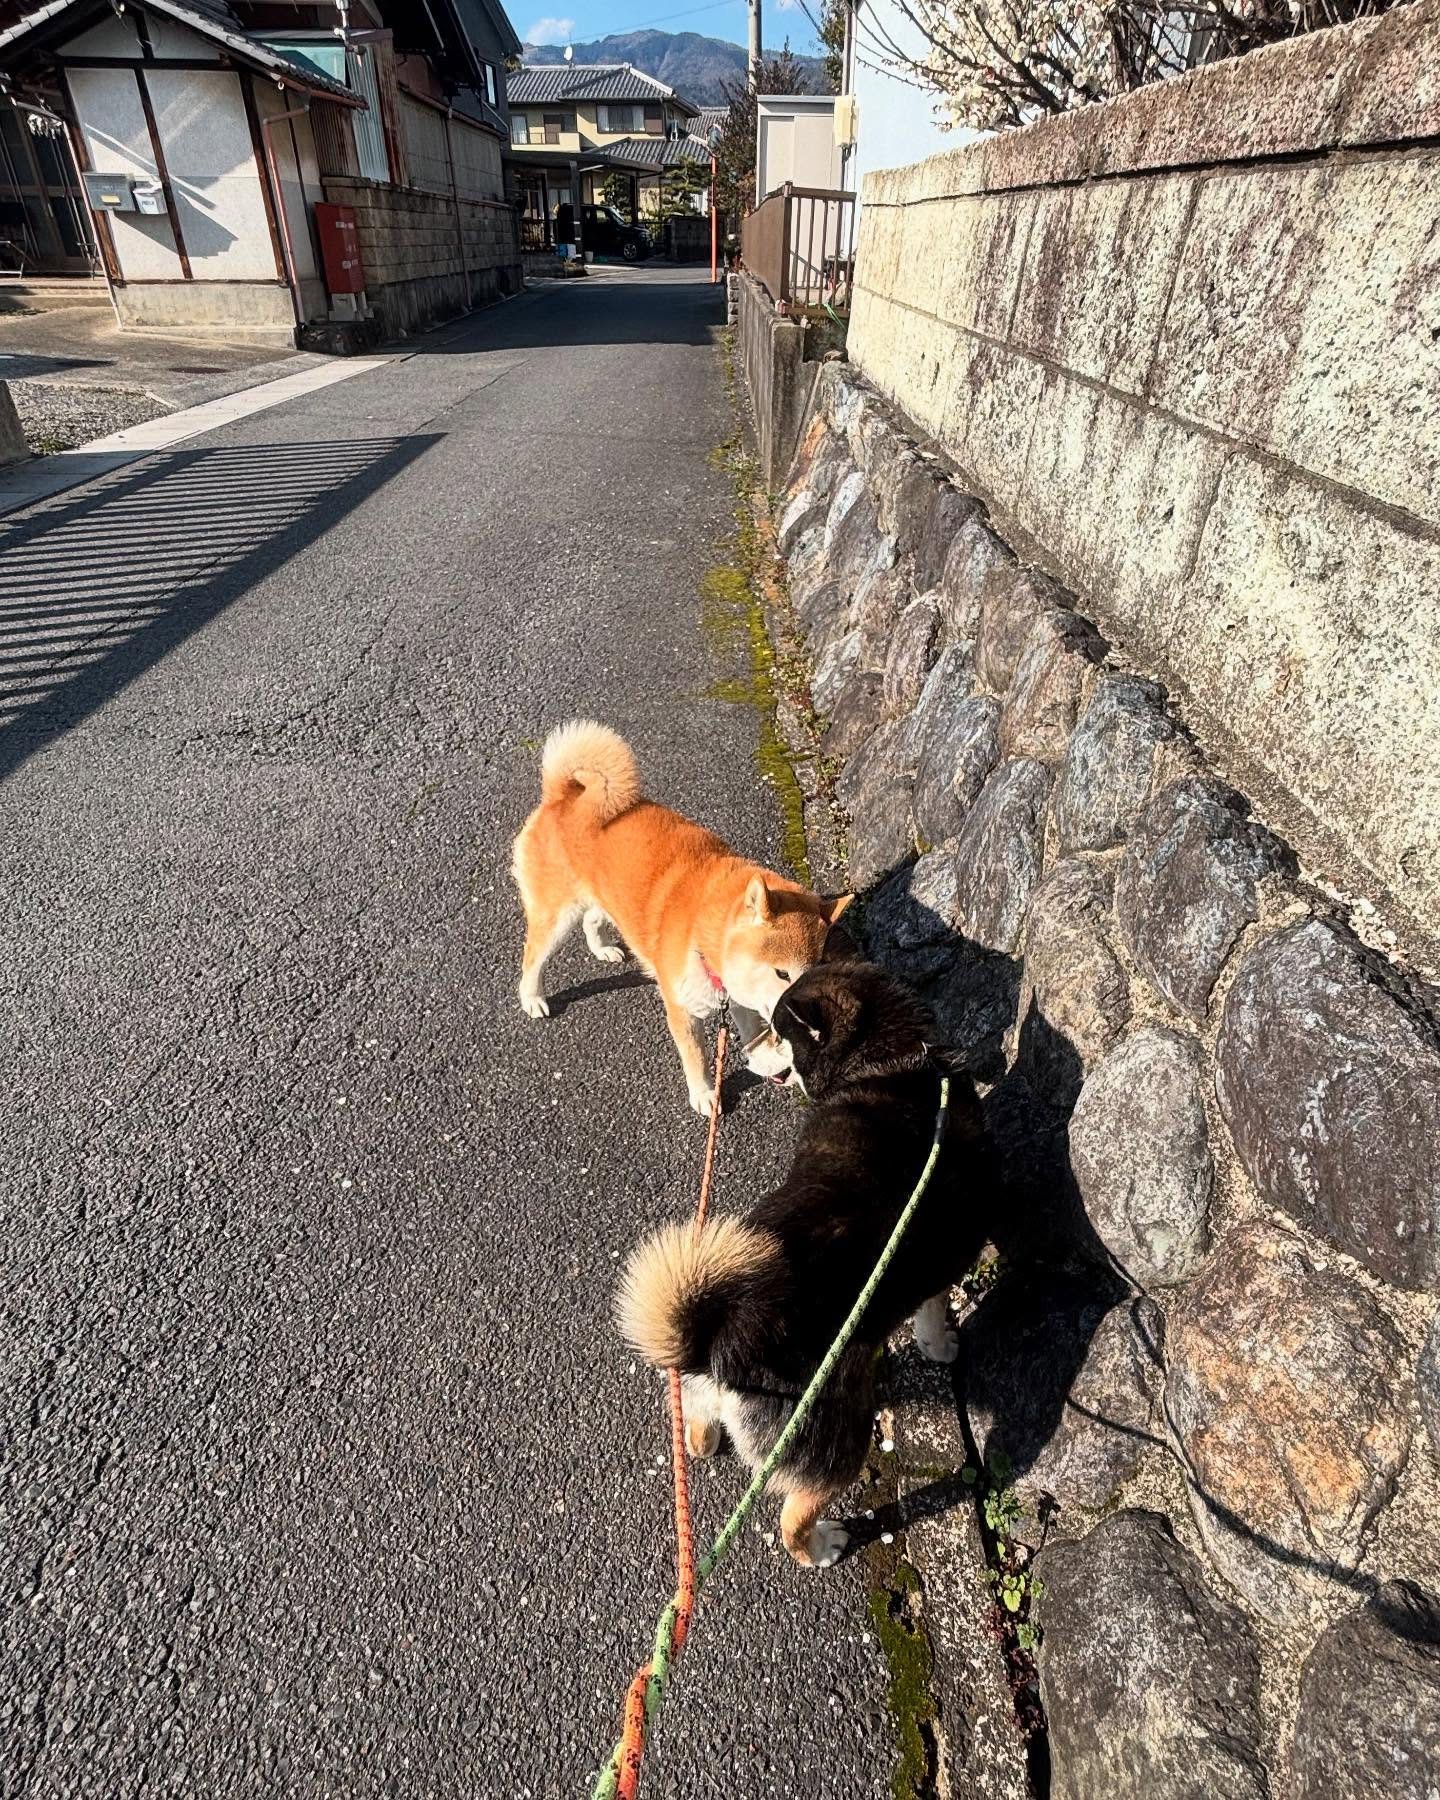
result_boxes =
[615,946,990,1567]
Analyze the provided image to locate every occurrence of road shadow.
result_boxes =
[544,967,652,1017]
[543,968,778,1114]
[0,434,439,786]
[415,273,724,353]
[0,353,109,379]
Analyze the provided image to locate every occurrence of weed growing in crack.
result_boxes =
[961,1448,1047,1744]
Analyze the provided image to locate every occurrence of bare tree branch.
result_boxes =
[857,0,1410,135]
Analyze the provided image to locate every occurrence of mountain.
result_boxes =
[519,30,830,105]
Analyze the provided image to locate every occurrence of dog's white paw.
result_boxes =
[519,991,550,1020]
[915,1315,959,1364]
[686,1418,722,1458]
[688,1083,717,1118]
[913,1294,959,1363]
[806,1520,848,1569]
[592,944,624,964]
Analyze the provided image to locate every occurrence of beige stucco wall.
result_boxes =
[848,0,1440,953]
[67,62,186,279]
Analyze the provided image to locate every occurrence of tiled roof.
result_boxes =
[584,134,714,171]
[508,60,696,112]
[695,106,728,139]
[0,0,361,100]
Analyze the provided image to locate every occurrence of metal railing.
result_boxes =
[741,183,856,312]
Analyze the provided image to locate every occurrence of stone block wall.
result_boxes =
[847,0,1440,960]
[776,358,1440,1795]
[320,176,522,338]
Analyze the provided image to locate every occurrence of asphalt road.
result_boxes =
[0,269,901,1798]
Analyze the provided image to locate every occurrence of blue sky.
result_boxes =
[520,0,824,59]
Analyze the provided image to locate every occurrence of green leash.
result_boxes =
[594,1075,951,1799]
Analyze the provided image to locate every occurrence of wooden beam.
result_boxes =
[134,65,192,278]
[56,71,121,285]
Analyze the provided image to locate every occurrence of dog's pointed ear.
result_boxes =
[744,875,772,923]
[819,894,861,963]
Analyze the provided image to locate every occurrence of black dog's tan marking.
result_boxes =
[615,939,992,1568]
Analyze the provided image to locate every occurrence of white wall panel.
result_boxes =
[67,66,183,279]
[147,68,275,278]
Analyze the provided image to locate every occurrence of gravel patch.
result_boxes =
[9,379,170,454]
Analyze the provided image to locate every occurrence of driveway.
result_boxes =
[0,268,903,1796]
[0,298,331,449]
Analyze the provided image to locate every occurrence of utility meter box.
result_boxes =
[83,172,136,213]
[133,180,167,215]
[834,94,858,149]
[315,202,365,295]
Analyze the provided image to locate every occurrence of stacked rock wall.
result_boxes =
[776,359,1440,1794]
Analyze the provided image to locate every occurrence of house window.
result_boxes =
[346,44,391,181]
[511,113,529,144]
[542,112,573,143]
[483,62,498,107]
[600,103,642,133]
[644,105,663,135]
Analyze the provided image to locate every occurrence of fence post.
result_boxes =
[781,181,793,306]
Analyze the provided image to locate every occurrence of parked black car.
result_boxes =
[581,204,652,262]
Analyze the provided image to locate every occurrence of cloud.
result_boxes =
[525,15,575,40]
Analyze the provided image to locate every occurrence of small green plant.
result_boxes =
[961,1250,1004,1296]
[963,1451,1044,1640]
[983,1481,1023,1542]
[987,1564,1044,1614]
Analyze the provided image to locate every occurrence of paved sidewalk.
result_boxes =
[0,269,904,1796]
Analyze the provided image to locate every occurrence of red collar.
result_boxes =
[698,953,725,994]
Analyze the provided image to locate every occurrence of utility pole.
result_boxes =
[747,0,761,88]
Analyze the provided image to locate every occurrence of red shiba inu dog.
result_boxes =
[512,720,850,1114]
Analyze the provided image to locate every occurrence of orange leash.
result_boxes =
[613,1022,728,1800]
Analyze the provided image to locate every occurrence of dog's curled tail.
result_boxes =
[540,720,640,823]
[615,1216,779,1374]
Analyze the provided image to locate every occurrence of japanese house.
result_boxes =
[0,0,522,336]
[505,61,713,249]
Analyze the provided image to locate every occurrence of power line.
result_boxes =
[788,0,826,46]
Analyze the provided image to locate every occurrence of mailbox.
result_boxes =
[81,174,169,216]
[83,172,136,213]
[315,202,365,296]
